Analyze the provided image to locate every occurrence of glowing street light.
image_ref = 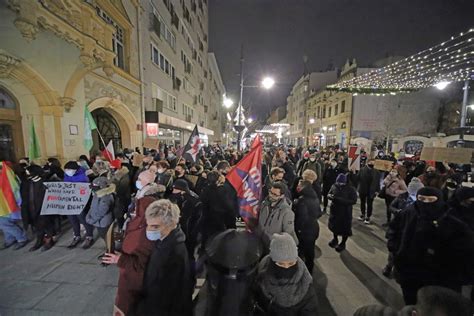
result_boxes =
[309,118,315,124]
[247,118,253,123]
[223,97,234,108]
[261,77,275,90]
[434,81,451,90]
[322,126,328,131]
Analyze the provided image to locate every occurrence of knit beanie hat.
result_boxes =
[336,173,347,184]
[407,178,424,196]
[269,233,298,262]
[138,170,156,185]
[64,161,80,170]
[92,176,109,189]
[173,179,189,192]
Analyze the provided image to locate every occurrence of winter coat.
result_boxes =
[178,191,203,255]
[132,226,193,316]
[200,183,237,243]
[296,158,308,177]
[112,167,131,215]
[328,183,358,236]
[263,176,292,202]
[322,166,342,196]
[115,185,159,314]
[282,161,297,189]
[382,175,407,198]
[20,176,46,228]
[302,160,321,182]
[258,198,298,246]
[356,166,380,198]
[86,183,115,228]
[255,256,317,316]
[293,185,322,240]
[63,167,89,183]
[155,169,173,192]
[388,192,416,216]
[417,172,446,189]
[194,175,208,196]
[387,203,474,286]
[449,202,474,283]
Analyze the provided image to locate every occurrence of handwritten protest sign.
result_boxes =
[143,138,159,149]
[374,159,394,172]
[420,147,473,164]
[132,153,144,167]
[40,182,91,215]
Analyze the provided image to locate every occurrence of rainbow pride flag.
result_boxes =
[0,162,21,216]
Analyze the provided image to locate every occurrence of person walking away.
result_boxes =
[258,182,298,248]
[86,176,115,245]
[254,233,317,315]
[355,160,380,224]
[383,177,424,277]
[132,200,193,316]
[382,168,408,226]
[301,169,322,201]
[63,160,95,249]
[327,173,358,252]
[322,159,342,213]
[293,180,322,273]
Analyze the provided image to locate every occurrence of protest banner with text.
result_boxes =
[40,182,91,215]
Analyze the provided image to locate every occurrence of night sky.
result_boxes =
[208,0,474,119]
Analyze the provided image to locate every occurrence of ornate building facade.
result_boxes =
[0,0,224,162]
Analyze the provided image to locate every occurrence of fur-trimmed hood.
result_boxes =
[113,166,129,181]
[94,183,116,197]
[136,182,165,199]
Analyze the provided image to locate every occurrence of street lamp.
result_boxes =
[309,118,315,124]
[247,118,253,124]
[223,97,234,108]
[262,77,275,90]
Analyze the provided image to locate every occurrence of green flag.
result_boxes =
[28,118,41,160]
[83,106,97,151]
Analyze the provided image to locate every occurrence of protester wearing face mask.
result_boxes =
[383,178,424,278]
[263,167,291,202]
[255,233,317,315]
[327,173,358,252]
[174,163,194,191]
[418,165,445,189]
[293,180,322,273]
[381,168,408,226]
[355,159,380,224]
[154,160,173,195]
[301,152,322,183]
[101,176,158,315]
[387,187,474,304]
[63,161,95,249]
[170,179,202,283]
[258,182,298,248]
[442,174,462,203]
[322,159,343,213]
[296,151,310,177]
[131,199,193,315]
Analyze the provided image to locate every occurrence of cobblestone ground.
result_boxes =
[0,199,403,316]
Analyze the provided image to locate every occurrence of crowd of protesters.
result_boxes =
[0,142,473,315]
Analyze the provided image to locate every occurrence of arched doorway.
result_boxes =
[0,87,24,162]
[91,108,122,153]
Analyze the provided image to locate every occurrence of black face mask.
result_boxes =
[170,193,184,206]
[271,261,298,280]
[367,164,374,168]
[416,200,445,220]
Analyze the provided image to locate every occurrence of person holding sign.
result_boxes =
[86,176,116,244]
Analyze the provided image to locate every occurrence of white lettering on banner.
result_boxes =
[40,182,91,215]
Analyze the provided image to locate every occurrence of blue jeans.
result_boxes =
[0,217,28,244]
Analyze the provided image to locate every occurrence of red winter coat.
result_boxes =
[115,191,157,314]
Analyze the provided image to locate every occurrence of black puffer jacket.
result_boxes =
[388,202,474,286]
[293,185,322,239]
[388,192,416,216]
[328,183,358,236]
[322,166,342,196]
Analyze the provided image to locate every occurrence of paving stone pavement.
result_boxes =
[0,198,403,316]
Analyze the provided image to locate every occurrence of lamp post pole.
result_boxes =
[458,80,470,147]
[235,44,246,151]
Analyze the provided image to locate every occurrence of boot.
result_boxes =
[328,238,338,248]
[67,236,82,249]
[41,236,55,252]
[335,243,346,252]
[382,265,392,278]
[29,237,43,252]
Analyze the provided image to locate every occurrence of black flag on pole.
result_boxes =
[182,125,202,163]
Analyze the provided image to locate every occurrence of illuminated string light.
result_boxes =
[327,28,474,94]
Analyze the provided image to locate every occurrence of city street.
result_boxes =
[0,199,404,316]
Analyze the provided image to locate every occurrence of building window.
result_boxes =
[150,4,176,50]
[335,104,338,115]
[341,100,346,113]
[317,106,320,118]
[97,7,125,70]
[182,104,194,119]
[341,121,347,129]
[328,107,332,117]
[155,86,177,112]
[322,105,326,118]
[151,44,175,79]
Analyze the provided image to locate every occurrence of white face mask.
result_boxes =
[157,168,164,174]
[310,158,316,162]
[331,162,337,168]
[64,169,76,177]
